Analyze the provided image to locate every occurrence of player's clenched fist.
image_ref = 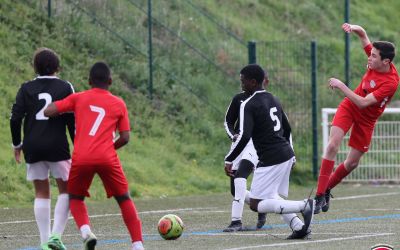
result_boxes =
[342,23,352,33]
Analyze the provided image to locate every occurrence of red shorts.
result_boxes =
[332,102,376,152]
[67,163,129,198]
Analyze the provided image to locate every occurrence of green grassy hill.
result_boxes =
[1,0,400,207]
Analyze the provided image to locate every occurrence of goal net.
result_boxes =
[321,108,400,183]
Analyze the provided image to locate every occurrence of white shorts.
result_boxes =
[26,160,71,181]
[249,157,295,199]
[231,139,259,171]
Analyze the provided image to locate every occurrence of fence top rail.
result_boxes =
[322,107,400,114]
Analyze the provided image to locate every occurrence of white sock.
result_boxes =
[80,224,92,239]
[231,178,246,221]
[52,193,69,236]
[132,241,144,250]
[257,199,306,214]
[244,190,251,205]
[281,214,303,231]
[34,198,51,244]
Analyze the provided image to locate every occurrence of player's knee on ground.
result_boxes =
[249,199,260,212]
[114,192,131,204]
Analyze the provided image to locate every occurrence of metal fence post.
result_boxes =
[344,0,350,86]
[248,41,256,64]
[147,0,153,99]
[48,0,51,18]
[311,40,318,179]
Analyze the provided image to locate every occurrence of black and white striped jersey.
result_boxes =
[10,76,75,163]
[224,92,251,141]
[225,90,294,166]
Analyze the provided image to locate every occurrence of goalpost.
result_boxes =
[321,108,400,183]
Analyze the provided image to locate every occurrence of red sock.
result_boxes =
[70,199,90,229]
[119,199,143,242]
[316,159,335,196]
[327,162,350,190]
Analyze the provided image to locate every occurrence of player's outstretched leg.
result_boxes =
[286,199,315,240]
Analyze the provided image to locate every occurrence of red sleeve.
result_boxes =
[364,43,372,57]
[372,81,397,103]
[55,93,77,113]
[117,100,130,132]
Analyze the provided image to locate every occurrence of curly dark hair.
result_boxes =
[239,64,266,85]
[33,47,60,75]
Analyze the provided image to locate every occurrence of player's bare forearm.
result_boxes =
[329,78,377,109]
[44,103,59,117]
[114,131,130,150]
[342,23,370,48]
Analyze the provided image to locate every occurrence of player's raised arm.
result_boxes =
[342,23,370,48]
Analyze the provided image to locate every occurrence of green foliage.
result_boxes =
[1,0,400,207]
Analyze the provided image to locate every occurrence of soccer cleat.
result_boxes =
[47,234,66,250]
[301,198,315,232]
[41,243,52,250]
[83,232,97,250]
[256,213,267,229]
[322,189,333,212]
[223,220,243,232]
[314,194,326,214]
[286,225,311,240]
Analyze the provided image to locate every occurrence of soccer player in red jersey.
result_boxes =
[314,23,399,214]
[44,62,144,250]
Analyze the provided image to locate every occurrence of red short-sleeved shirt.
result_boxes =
[55,88,130,166]
[346,43,399,121]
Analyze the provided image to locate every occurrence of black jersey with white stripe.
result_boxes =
[224,92,250,140]
[225,90,294,166]
[10,76,75,163]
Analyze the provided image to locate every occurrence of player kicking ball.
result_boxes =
[314,23,399,214]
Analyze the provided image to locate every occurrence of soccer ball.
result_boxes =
[157,214,184,240]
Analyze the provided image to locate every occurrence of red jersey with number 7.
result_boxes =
[55,88,130,166]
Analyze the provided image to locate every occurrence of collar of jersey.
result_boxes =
[35,75,59,79]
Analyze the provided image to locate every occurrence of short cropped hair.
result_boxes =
[240,64,265,85]
[373,41,396,62]
[89,62,111,87]
[33,48,60,75]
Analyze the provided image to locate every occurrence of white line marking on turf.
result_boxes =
[224,233,394,250]
[334,192,399,200]
[0,192,397,225]
[0,207,218,225]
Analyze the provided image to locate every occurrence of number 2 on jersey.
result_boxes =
[269,107,281,131]
[36,93,52,120]
[89,105,105,136]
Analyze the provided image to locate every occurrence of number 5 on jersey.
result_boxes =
[89,105,105,136]
[269,107,281,131]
